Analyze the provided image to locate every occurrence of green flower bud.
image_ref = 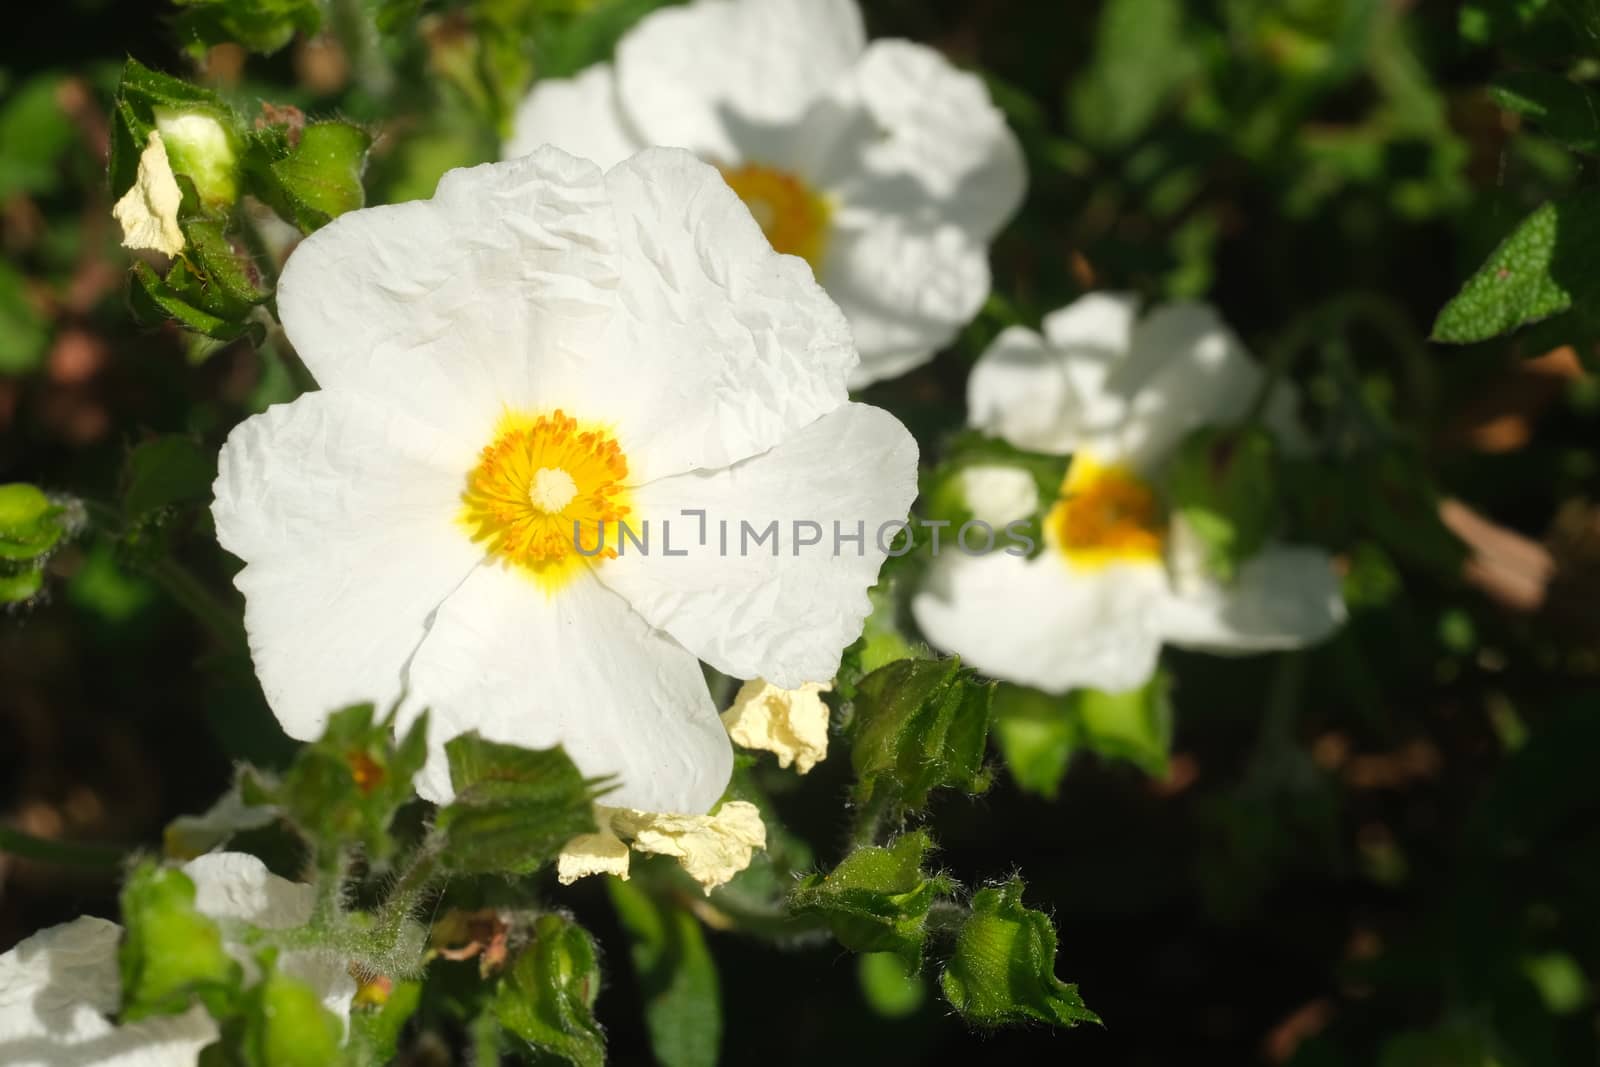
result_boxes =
[0,483,66,562]
[153,106,239,208]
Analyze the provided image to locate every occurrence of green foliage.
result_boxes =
[1165,424,1280,583]
[0,484,67,564]
[434,734,607,875]
[847,657,995,814]
[170,0,323,57]
[0,74,76,199]
[122,437,216,524]
[789,831,954,967]
[207,952,346,1067]
[1490,72,1600,153]
[117,862,242,1022]
[491,914,606,1067]
[243,704,427,864]
[608,879,721,1067]
[347,980,423,1067]
[1069,0,1195,148]
[939,880,1098,1030]
[0,259,49,374]
[990,685,1079,799]
[857,952,927,1019]
[991,674,1173,796]
[246,121,374,234]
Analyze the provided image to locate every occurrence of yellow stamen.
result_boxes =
[1047,454,1164,569]
[460,410,631,590]
[720,163,832,271]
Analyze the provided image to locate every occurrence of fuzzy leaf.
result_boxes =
[492,914,606,1067]
[608,880,721,1067]
[789,831,952,967]
[848,657,995,812]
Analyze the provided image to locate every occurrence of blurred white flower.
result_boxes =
[213,147,919,816]
[0,854,354,1067]
[911,294,1346,695]
[505,0,1026,388]
[558,800,767,893]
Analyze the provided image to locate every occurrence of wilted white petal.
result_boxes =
[609,800,767,892]
[721,679,831,773]
[557,824,632,885]
[112,131,185,257]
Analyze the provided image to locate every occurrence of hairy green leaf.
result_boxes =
[608,880,721,1067]
[789,831,952,967]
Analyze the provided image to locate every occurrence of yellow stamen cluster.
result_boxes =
[720,162,832,271]
[1047,454,1164,569]
[460,410,630,588]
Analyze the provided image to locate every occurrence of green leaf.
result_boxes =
[185,221,273,308]
[219,951,345,1067]
[130,262,266,345]
[848,657,995,812]
[435,734,607,875]
[608,880,721,1067]
[789,831,952,967]
[1076,674,1173,777]
[0,483,67,563]
[940,879,1099,1029]
[1490,71,1600,153]
[491,914,606,1067]
[347,979,422,1067]
[991,685,1078,799]
[0,259,50,374]
[1069,0,1196,148]
[0,73,76,198]
[1165,424,1280,583]
[118,862,242,1022]
[258,704,428,863]
[0,567,46,604]
[170,0,323,57]
[1431,187,1600,343]
[122,437,216,523]
[857,952,927,1019]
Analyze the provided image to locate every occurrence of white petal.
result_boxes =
[184,852,314,929]
[276,148,620,449]
[911,551,1167,695]
[600,148,856,479]
[403,564,732,815]
[594,403,918,688]
[212,391,483,741]
[817,40,1025,241]
[505,64,641,170]
[821,217,991,388]
[966,326,1079,453]
[615,0,865,160]
[959,465,1040,527]
[1041,292,1140,351]
[0,916,216,1066]
[1157,544,1347,653]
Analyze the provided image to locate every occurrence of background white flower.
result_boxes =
[911,293,1346,696]
[213,147,919,817]
[0,854,353,1067]
[505,0,1027,388]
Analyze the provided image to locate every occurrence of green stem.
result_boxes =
[146,556,248,653]
[375,844,442,949]
[0,825,126,869]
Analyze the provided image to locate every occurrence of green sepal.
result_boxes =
[434,734,609,876]
[111,59,240,206]
[789,830,953,968]
[940,879,1099,1029]
[246,121,373,234]
[0,566,46,604]
[1164,424,1279,583]
[490,914,606,1067]
[0,483,67,563]
[991,684,1079,800]
[117,861,243,1023]
[130,261,266,345]
[207,950,345,1067]
[847,656,995,813]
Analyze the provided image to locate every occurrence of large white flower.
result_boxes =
[505,0,1026,388]
[0,854,354,1067]
[911,294,1346,696]
[213,147,919,815]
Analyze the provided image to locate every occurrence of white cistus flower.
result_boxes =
[0,853,354,1067]
[504,0,1026,388]
[213,147,920,816]
[911,293,1347,696]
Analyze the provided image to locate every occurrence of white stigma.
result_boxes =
[529,467,579,513]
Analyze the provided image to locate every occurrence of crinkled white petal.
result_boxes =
[967,326,1080,453]
[0,917,215,1067]
[821,217,990,388]
[959,465,1040,527]
[112,131,185,257]
[212,391,484,742]
[505,64,642,171]
[1157,544,1347,653]
[276,148,620,450]
[816,40,1025,242]
[609,800,767,893]
[403,564,732,815]
[616,0,866,161]
[721,679,831,773]
[557,825,632,885]
[595,403,918,689]
[600,148,856,479]
[911,551,1168,695]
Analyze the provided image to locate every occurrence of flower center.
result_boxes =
[720,163,831,270]
[1046,454,1164,569]
[460,410,630,589]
